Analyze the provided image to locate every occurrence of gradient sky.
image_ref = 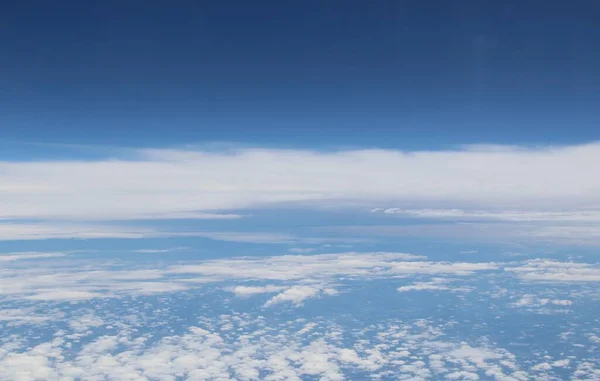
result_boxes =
[2,0,599,150]
[3,5,600,379]
[2,1,600,253]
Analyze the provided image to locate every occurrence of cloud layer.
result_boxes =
[2,142,600,223]
[2,249,599,379]
[3,313,569,381]
[3,249,599,304]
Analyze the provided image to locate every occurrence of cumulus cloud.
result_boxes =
[264,285,337,307]
[1,250,599,380]
[68,314,105,332]
[0,314,553,381]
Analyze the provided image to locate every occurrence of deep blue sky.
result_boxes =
[1,0,599,149]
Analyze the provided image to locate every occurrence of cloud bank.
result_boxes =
[1,142,600,223]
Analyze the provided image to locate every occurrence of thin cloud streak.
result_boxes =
[373,208,600,222]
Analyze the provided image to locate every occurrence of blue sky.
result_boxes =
[3,3,600,380]
[1,0,600,149]
[1,1,600,255]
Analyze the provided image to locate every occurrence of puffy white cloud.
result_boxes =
[2,142,600,224]
[551,359,571,368]
[531,362,552,372]
[68,313,104,332]
[0,315,544,381]
[397,279,471,293]
[264,285,336,307]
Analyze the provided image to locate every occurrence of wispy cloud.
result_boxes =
[331,222,600,246]
[0,251,70,261]
[505,259,600,282]
[0,222,160,241]
[132,246,190,254]
[373,208,600,222]
[397,278,471,293]
[228,285,288,297]
[0,251,500,302]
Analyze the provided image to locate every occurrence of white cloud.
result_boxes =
[397,279,471,293]
[397,282,452,292]
[264,285,327,307]
[374,208,600,222]
[549,299,573,306]
[0,309,53,324]
[0,251,499,302]
[0,222,162,241]
[0,251,69,261]
[25,290,106,301]
[0,223,318,243]
[531,362,552,372]
[0,315,544,381]
[2,142,600,224]
[229,285,287,297]
[0,223,370,244]
[167,252,495,282]
[505,259,600,282]
[188,231,297,244]
[68,314,104,332]
[115,211,244,220]
[0,263,187,301]
[511,294,573,308]
[551,359,570,368]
